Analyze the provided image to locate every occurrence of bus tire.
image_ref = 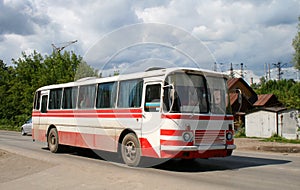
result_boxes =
[121,133,141,167]
[47,128,62,153]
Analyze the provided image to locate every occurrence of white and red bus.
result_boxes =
[32,67,235,166]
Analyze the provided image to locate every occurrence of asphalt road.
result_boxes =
[1,130,300,190]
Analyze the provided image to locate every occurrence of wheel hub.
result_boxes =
[125,141,136,161]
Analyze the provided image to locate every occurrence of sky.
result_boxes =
[0,0,299,79]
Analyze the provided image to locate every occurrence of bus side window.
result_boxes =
[118,79,143,108]
[41,95,48,113]
[96,82,117,108]
[78,85,96,109]
[49,88,62,109]
[145,84,161,112]
[62,87,78,109]
[34,91,41,110]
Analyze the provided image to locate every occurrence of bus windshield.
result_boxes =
[163,73,208,114]
[163,72,231,114]
[206,76,231,114]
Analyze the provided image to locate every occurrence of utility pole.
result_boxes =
[268,63,271,80]
[240,63,244,78]
[230,62,234,78]
[273,62,287,80]
[213,62,217,72]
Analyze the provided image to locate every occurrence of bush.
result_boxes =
[235,127,246,138]
[0,124,20,131]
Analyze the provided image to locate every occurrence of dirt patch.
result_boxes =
[0,149,54,183]
[235,138,300,153]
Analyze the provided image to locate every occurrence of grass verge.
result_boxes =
[262,134,300,144]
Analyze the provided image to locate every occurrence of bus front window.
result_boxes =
[163,73,208,113]
[206,77,232,115]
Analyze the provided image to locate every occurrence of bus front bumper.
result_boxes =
[161,144,236,151]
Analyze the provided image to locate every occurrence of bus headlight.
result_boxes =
[182,132,193,142]
[226,131,233,141]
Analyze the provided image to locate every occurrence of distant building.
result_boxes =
[227,78,257,130]
[227,77,299,139]
[245,108,299,139]
[227,78,284,133]
[253,94,282,108]
[227,78,258,106]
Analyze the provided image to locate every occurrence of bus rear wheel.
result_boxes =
[47,128,62,153]
[121,133,141,167]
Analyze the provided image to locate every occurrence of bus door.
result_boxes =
[37,92,48,141]
[141,82,162,157]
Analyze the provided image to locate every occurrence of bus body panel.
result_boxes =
[33,108,143,152]
[32,67,235,160]
[159,114,234,158]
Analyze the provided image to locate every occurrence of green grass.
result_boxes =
[262,134,300,144]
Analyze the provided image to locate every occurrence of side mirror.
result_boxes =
[163,83,175,112]
[235,89,242,112]
[238,92,242,104]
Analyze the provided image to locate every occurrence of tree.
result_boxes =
[255,79,300,110]
[292,16,300,70]
[74,60,98,80]
[0,50,90,126]
[0,60,14,124]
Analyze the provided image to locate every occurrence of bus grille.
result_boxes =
[194,130,225,145]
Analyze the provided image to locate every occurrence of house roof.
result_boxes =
[247,107,287,114]
[253,94,274,106]
[227,78,255,93]
[227,78,240,89]
[229,93,239,105]
[263,107,287,112]
[227,78,258,104]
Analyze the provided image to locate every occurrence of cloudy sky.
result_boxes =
[0,0,299,78]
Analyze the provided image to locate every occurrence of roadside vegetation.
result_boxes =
[262,134,300,144]
[0,50,97,129]
[0,125,19,132]
[234,126,246,138]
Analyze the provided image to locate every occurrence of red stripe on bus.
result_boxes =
[160,149,229,159]
[32,114,142,119]
[33,129,158,157]
[57,131,117,151]
[160,129,184,136]
[32,112,142,119]
[161,114,234,120]
[160,140,193,146]
[139,138,159,158]
[33,109,142,114]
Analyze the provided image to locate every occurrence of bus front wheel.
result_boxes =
[121,133,141,167]
[47,128,62,153]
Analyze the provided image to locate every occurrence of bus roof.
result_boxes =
[36,67,228,91]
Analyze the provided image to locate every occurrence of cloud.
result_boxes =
[0,0,299,79]
[0,0,50,35]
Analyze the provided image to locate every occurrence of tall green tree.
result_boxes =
[74,60,98,80]
[1,50,92,126]
[0,60,14,123]
[255,79,300,110]
[292,16,300,70]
